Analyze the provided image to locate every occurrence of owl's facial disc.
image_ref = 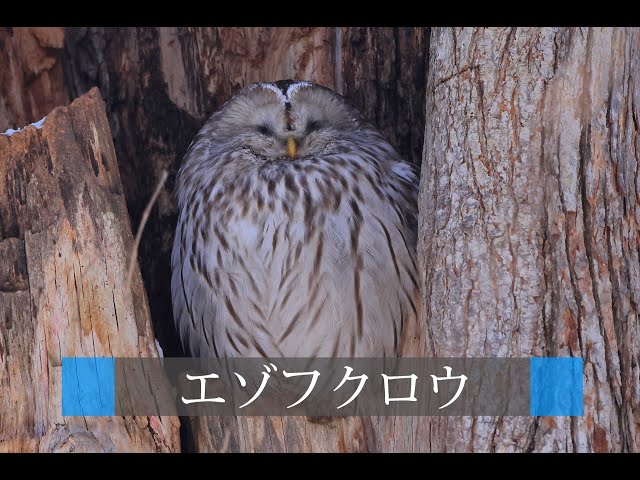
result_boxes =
[225,81,358,161]
[246,108,331,160]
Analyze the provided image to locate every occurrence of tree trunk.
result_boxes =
[3,25,638,454]
[419,27,640,452]
[0,27,69,133]
[0,88,180,452]
[337,27,429,166]
[60,27,429,360]
[58,27,429,452]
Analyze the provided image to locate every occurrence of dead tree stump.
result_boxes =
[0,87,180,452]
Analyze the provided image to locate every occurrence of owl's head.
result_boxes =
[202,80,368,161]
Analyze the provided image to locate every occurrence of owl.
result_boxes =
[171,80,418,358]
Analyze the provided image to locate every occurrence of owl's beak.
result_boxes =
[286,137,297,159]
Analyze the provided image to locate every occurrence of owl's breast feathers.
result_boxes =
[172,136,418,359]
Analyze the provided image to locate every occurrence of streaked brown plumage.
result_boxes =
[171,80,418,358]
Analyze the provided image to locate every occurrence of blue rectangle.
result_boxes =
[62,357,115,416]
[530,357,583,416]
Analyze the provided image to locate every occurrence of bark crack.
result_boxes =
[434,66,473,88]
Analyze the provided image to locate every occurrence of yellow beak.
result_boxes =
[286,137,297,159]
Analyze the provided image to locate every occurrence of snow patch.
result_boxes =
[1,115,47,136]
[31,116,46,129]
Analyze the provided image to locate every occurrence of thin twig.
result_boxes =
[125,170,169,294]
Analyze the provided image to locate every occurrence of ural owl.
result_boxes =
[171,80,418,358]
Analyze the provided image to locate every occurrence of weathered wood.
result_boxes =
[60,27,428,359]
[58,27,429,452]
[0,27,69,133]
[0,88,180,452]
[419,27,640,452]
[4,25,636,454]
[337,27,429,165]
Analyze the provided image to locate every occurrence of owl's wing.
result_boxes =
[170,209,220,357]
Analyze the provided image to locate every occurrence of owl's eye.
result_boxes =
[305,120,323,133]
[257,125,273,136]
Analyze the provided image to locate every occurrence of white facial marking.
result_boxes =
[250,81,313,106]
[285,81,312,99]
[252,83,288,104]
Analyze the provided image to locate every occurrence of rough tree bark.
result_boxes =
[0,88,180,452]
[0,27,69,133]
[1,26,429,453]
[57,27,429,452]
[419,27,639,452]
[60,27,429,360]
[4,25,637,454]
